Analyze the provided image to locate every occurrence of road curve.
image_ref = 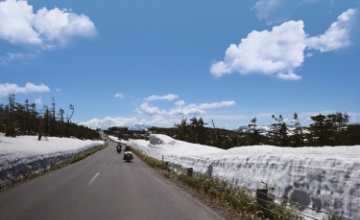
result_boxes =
[0,134,227,220]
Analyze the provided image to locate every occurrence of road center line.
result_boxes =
[88,173,100,185]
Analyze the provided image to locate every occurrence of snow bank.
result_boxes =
[108,135,127,145]
[128,134,360,220]
[0,133,104,186]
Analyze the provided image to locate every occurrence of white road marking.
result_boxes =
[88,173,100,185]
[103,164,106,168]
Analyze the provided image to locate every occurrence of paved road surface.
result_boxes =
[0,133,226,220]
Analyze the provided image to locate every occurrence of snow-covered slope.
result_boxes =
[0,133,104,186]
[127,134,360,220]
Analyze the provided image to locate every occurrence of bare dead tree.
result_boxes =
[67,104,74,124]
[211,119,218,146]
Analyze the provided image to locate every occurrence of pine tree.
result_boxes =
[309,114,332,146]
[270,114,289,146]
[290,113,304,147]
[247,117,260,145]
[189,116,207,144]
[175,118,188,141]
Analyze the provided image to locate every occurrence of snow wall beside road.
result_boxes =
[0,134,104,187]
[128,134,360,220]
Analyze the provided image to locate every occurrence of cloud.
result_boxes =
[306,9,356,52]
[210,20,306,80]
[252,0,321,24]
[203,114,248,121]
[0,0,96,50]
[168,101,236,116]
[175,100,185,107]
[195,101,236,109]
[136,93,236,117]
[168,107,206,116]
[145,94,178,102]
[0,82,50,97]
[79,116,139,129]
[0,52,37,64]
[137,102,167,116]
[210,8,357,80]
[277,72,302,80]
[114,93,124,99]
[79,115,170,129]
[34,97,42,104]
[55,88,61,92]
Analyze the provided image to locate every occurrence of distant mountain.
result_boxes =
[128,124,152,131]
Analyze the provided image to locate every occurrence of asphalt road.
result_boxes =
[0,133,227,220]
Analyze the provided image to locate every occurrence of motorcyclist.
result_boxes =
[116,143,122,152]
[123,146,134,160]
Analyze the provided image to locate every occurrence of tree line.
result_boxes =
[0,94,100,140]
[147,112,360,149]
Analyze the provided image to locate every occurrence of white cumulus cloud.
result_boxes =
[145,94,178,102]
[137,102,167,116]
[0,82,50,97]
[175,100,185,107]
[136,94,236,117]
[114,93,124,99]
[210,20,306,80]
[168,101,236,116]
[210,8,357,80]
[0,0,96,50]
[306,9,356,52]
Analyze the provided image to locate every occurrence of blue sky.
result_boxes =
[1,0,360,129]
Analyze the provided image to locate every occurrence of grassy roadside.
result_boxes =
[0,143,108,192]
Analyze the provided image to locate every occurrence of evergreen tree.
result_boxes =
[247,117,260,145]
[327,112,349,145]
[175,118,188,141]
[290,113,304,147]
[309,114,332,146]
[0,120,6,133]
[6,94,16,137]
[269,114,288,146]
[343,124,360,145]
[189,116,207,144]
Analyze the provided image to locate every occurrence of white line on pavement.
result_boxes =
[88,173,100,185]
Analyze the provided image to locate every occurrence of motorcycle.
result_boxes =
[116,144,122,153]
[123,148,134,162]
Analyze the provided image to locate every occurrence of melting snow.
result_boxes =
[122,134,360,220]
[0,133,104,186]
